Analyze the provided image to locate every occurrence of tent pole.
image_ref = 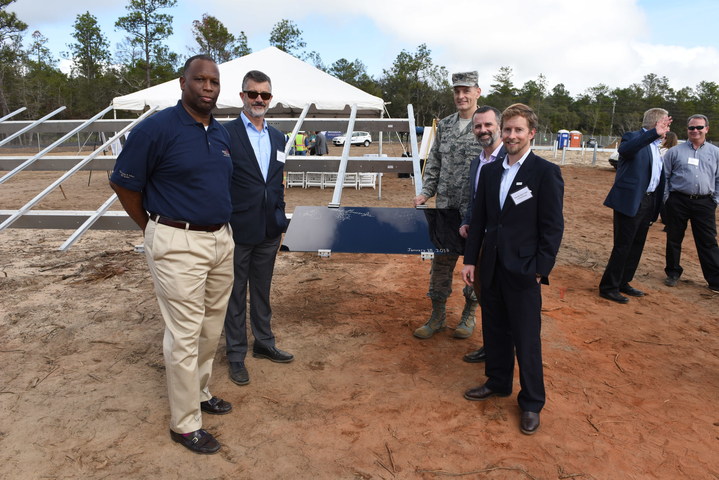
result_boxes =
[328,104,358,208]
[407,104,422,196]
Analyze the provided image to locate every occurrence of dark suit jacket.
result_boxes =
[225,117,288,245]
[314,132,328,155]
[464,151,564,290]
[462,145,507,226]
[604,128,664,220]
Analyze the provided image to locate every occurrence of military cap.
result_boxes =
[451,71,478,87]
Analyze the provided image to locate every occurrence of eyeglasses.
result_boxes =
[688,125,706,131]
[243,90,272,101]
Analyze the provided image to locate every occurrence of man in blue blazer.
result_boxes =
[461,104,564,435]
[599,108,672,303]
[224,70,293,387]
[459,105,505,363]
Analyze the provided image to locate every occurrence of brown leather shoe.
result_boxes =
[463,384,510,401]
[520,411,540,435]
[200,396,232,415]
[170,429,220,454]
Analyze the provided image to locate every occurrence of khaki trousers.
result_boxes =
[144,221,234,433]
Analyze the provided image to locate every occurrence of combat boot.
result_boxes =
[453,299,478,338]
[413,299,447,339]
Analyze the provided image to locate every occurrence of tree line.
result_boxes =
[1,0,716,141]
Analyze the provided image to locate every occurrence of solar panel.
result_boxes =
[281,206,464,255]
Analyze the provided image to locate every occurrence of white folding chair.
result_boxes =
[286,171,305,188]
[343,172,358,189]
[357,173,377,189]
[323,172,338,189]
[305,172,324,188]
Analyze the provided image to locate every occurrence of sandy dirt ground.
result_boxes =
[1,147,718,479]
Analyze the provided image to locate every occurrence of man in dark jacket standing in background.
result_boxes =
[314,131,329,156]
[599,108,672,303]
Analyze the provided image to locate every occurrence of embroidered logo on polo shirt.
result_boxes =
[222,149,231,157]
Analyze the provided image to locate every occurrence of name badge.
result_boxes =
[511,186,533,205]
[277,151,286,163]
[688,157,699,166]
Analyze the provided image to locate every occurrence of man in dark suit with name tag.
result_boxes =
[461,103,564,435]
[223,70,294,387]
[599,108,672,303]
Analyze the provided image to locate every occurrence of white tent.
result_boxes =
[112,47,385,117]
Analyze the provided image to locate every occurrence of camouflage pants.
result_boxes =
[427,254,477,302]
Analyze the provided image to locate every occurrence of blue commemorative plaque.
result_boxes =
[281,206,464,255]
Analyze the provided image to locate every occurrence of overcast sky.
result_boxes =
[10,0,719,97]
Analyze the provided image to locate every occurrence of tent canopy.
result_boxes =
[112,47,385,117]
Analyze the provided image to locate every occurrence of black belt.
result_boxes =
[672,191,712,200]
[645,191,655,196]
[149,213,224,232]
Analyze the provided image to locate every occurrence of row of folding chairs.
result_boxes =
[286,172,378,189]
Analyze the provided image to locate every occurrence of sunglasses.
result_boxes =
[688,125,705,131]
[243,90,272,101]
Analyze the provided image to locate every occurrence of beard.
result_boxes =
[504,141,524,155]
[244,102,269,118]
[477,132,498,148]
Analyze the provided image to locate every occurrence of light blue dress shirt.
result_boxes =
[645,128,663,193]
[241,112,270,181]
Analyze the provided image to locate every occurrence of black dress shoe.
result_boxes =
[252,344,294,363]
[520,411,540,435]
[464,384,510,401]
[599,291,629,304]
[200,396,232,415]
[170,429,220,454]
[229,362,250,385]
[463,347,487,363]
[619,284,645,297]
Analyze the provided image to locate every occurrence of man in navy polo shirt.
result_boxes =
[110,54,234,455]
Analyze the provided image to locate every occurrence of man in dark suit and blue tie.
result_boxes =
[599,108,672,303]
[461,103,564,435]
[224,70,294,386]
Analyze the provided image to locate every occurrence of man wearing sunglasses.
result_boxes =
[662,114,719,292]
[223,70,294,388]
[599,108,672,304]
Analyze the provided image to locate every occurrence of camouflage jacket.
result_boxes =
[420,112,483,217]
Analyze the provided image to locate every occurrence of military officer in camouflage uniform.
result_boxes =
[413,71,484,339]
